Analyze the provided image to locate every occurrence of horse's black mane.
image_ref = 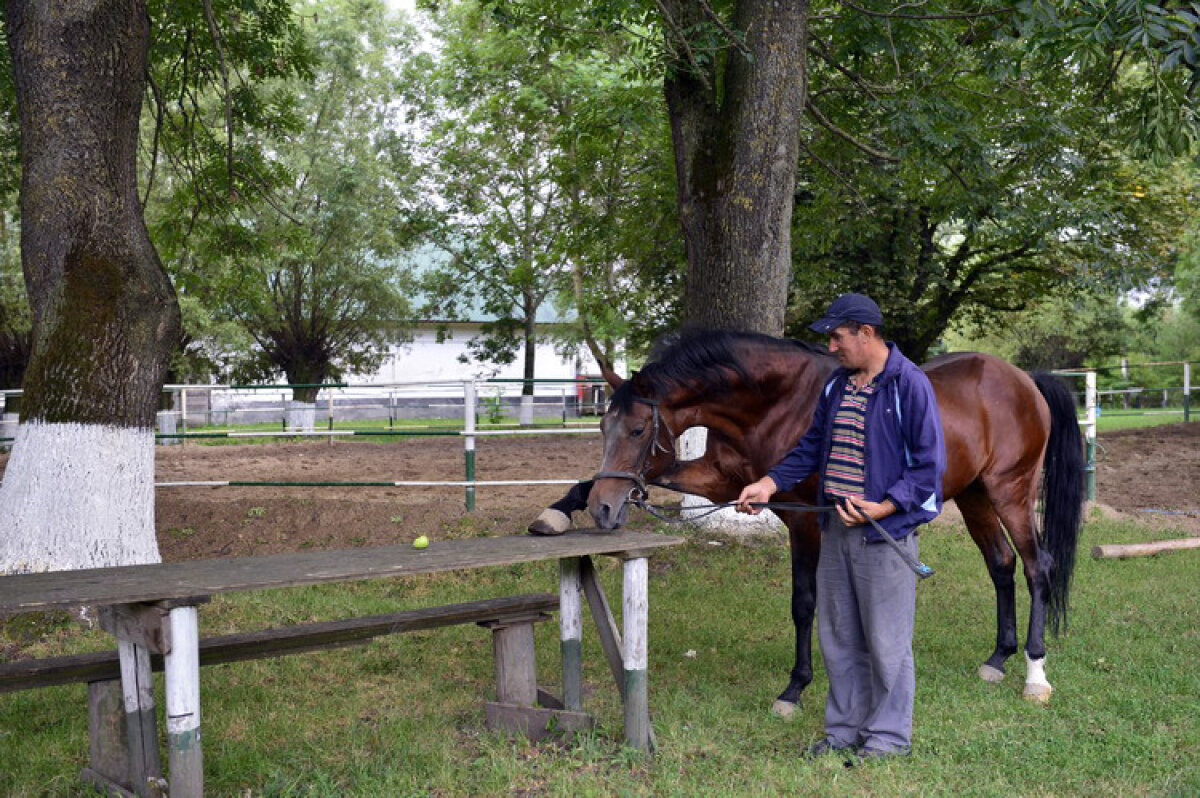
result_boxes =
[610,328,832,411]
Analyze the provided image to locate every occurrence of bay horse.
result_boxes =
[537,329,1084,713]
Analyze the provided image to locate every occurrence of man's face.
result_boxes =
[827,324,869,370]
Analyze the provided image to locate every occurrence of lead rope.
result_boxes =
[631,494,934,579]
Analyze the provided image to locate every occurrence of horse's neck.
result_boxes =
[674,349,829,440]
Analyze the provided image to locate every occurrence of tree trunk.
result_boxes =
[662,0,808,336]
[0,0,181,572]
[520,299,536,426]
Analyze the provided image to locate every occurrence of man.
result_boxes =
[737,293,945,763]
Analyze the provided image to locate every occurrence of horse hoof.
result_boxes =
[978,664,1005,683]
[771,699,798,719]
[527,509,570,536]
[1023,684,1052,703]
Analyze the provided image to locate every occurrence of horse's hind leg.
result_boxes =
[988,491,1055,703]
[955,486,1020,683]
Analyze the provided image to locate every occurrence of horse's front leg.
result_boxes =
[772,511,820,718]
[528,480,593,535]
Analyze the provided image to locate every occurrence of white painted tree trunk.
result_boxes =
[0,422,160,573]
[678,427,783,534]
[519,395,534,426]
[286,401,316,433]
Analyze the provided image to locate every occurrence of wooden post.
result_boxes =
[164,606,203,797]
[579,556,625,698]
[486,619,539,706]
[116,639,164,796]
[559,557,584,711]
[82,678,135,795]
[622,556,652,752]
[1091,538,1200,559]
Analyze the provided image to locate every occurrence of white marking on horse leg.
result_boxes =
[978,664,1006,683]
[529,508,571,535]
[771,699,798,719]
[1023,652,1053,703]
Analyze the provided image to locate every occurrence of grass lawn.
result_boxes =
[1092,410,1195,432]
[2,514,1198,796]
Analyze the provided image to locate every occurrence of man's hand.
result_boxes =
[736,476,778,515]
[836,496,897,526]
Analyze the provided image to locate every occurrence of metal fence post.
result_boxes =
[464,380,477,512]
[1185,362,1192,423]
[1085,370,1097,501]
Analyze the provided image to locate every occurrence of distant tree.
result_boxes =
[949,292,1131,372]
[414,2,601,396]
[149,0,422,406]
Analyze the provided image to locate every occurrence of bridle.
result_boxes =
[592,395,673,503]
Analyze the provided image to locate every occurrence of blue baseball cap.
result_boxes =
[808,293,884,334]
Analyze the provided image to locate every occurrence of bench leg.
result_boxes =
[559,557,584,711]
[622,556,653,753]
[164,606,203,798]
[116,639,165,796]
[81,678,135,795]
[490,619,538,706]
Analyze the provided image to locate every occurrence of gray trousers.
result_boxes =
[817,515,917,753]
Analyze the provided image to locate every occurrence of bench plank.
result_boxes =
[0,530,682,614]
[0,593,557,693]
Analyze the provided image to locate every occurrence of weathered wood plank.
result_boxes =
[87,680,131,791]
[1091,537,1200,559]
[100,604,171,655]
[0,530,683,614]
[484,702,594,741]
[486,621,538,706]
[0,594,558,693]
[579,556,625,700]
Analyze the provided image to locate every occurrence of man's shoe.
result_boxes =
[847,745,912,766]
[805,737,856,758]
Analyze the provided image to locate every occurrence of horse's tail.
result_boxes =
[1032,372,1086,637]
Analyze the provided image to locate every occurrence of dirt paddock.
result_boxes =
[2,422,1198,560]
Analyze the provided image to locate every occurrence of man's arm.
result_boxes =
[883,371,946,515]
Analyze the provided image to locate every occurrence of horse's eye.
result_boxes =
[630,427,645,437]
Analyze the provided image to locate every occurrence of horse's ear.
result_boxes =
[601,363,625,390]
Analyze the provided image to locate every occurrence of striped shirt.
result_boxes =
[824,378,877,501]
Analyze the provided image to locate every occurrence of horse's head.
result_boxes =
[588,371,679,529]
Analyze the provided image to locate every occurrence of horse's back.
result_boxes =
[922,352,1050,497]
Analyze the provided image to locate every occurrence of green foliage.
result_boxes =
[1019,0,1200,160]
[946,292,1132,371]
[786,2,1198,359]
[146,0,425,398]
[0,207,28,390]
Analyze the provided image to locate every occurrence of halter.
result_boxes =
[592,395,672,501]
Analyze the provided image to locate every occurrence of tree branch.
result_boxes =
[835,0,1010,21]
[806,101,900,162]
[202,0,235,195]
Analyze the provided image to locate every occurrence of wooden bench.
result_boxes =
[0,529,684,797]
[3,593,563,797]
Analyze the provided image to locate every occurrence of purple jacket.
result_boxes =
[766,343,946,541]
